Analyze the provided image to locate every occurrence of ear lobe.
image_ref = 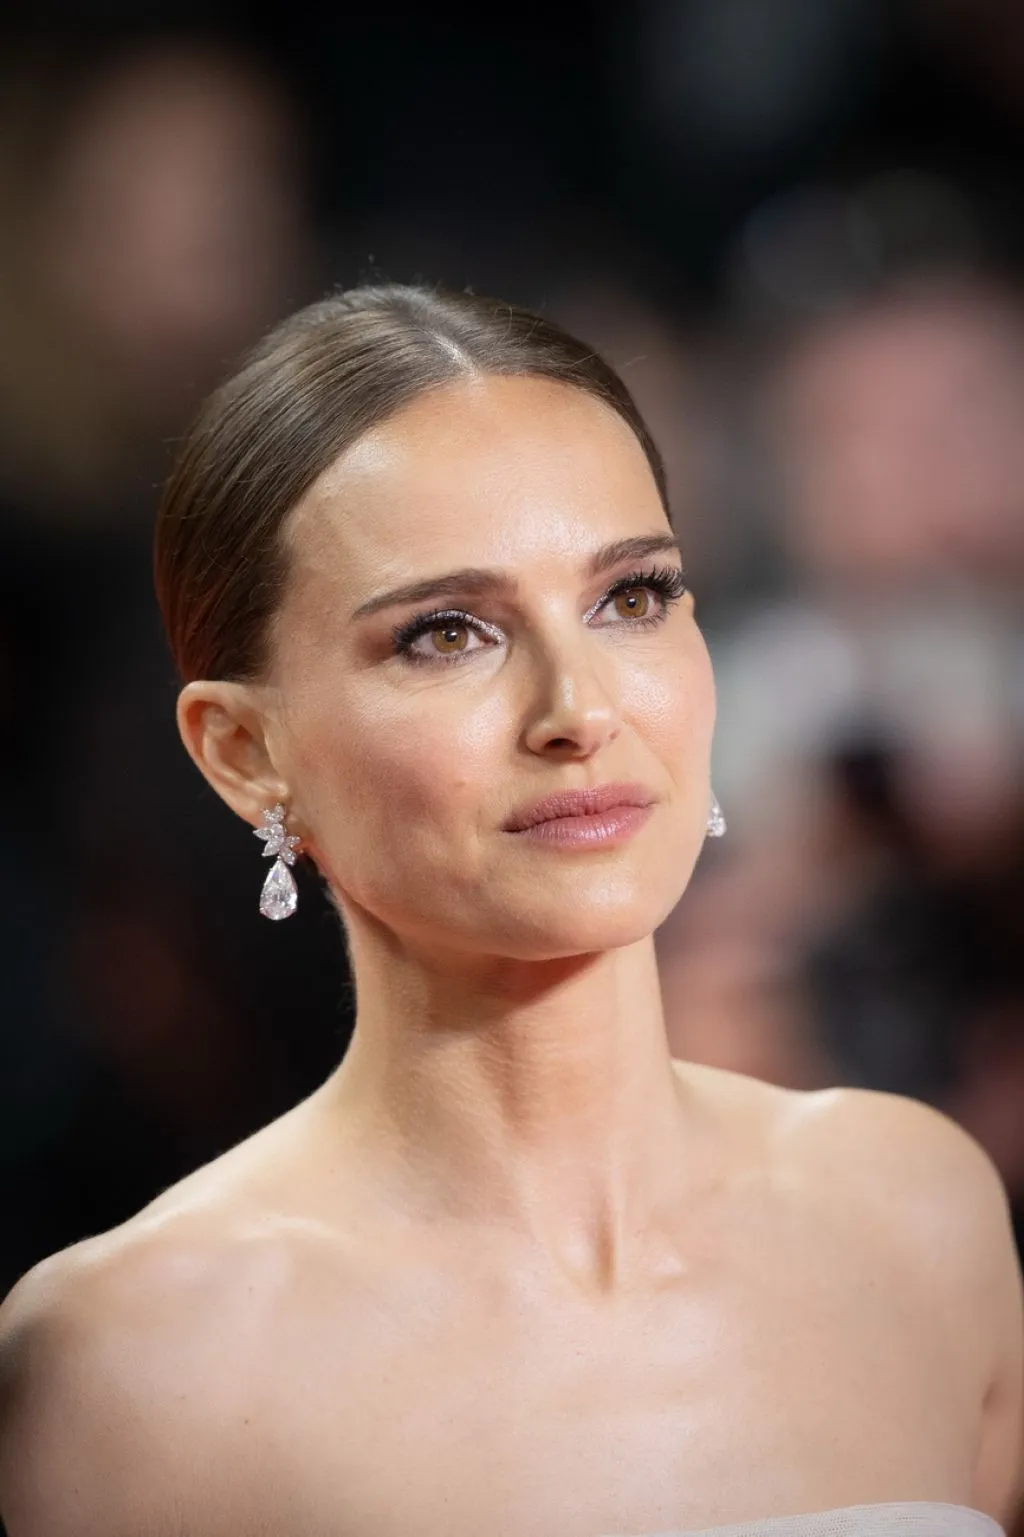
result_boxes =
[176,680,286,827]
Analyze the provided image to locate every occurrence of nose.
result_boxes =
[521,629,623,760]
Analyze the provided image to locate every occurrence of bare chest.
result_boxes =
[213,1211,983,1537]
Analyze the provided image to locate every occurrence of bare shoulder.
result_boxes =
[786,1084,1019,1267]
[0,1094,360,1531]
[786,1083,1024,1523]
[0,1207,313,1536]
[685,1056,1012,1209]
[686,1066,1024,1522]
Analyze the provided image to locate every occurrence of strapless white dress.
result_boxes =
[604,1501,1005,1537]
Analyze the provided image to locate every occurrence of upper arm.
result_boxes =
[962,1144,1024,1530]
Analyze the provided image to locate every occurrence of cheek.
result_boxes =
[623,629,716,762]
[292,675,512,843]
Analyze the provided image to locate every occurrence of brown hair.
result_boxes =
[154,283,669,683]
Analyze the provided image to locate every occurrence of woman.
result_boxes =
[0,285,1020,1537]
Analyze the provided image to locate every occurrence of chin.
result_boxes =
[478,873,691,961]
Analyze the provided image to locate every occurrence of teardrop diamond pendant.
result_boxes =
[260,856,298,920]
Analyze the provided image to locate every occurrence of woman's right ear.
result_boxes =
[176,680,290,830]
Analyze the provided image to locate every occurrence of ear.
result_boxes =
[176,679,287,829]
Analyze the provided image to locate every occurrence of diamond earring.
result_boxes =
[253,803,301,920]
[706,789,726,838]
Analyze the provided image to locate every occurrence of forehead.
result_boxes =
[285,374,665,591]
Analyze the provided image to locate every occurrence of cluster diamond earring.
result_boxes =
[254,803,301,920]
[706,789,726,838]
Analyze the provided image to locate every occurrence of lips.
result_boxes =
[503,782,656,833]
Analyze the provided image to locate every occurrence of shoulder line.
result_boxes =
[792,1083,1011,1203]
[0,1210,311,1415]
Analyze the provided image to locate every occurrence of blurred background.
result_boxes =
[1,0,1022,1354]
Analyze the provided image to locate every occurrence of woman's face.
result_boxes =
[262,374,716,959]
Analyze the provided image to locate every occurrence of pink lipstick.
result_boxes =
[503,783,655,848]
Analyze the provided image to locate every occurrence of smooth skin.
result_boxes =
[0,377,1021,1537]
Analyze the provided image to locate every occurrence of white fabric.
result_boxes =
[604,1501,1005,1537]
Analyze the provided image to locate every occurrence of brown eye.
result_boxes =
[431,623,469,654]
[613,587,651,620]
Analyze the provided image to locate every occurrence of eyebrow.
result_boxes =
[351,533,684,620]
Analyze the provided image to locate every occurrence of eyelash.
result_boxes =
[390,565,688,665]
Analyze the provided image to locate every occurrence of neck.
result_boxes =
[318,919,709,1291]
